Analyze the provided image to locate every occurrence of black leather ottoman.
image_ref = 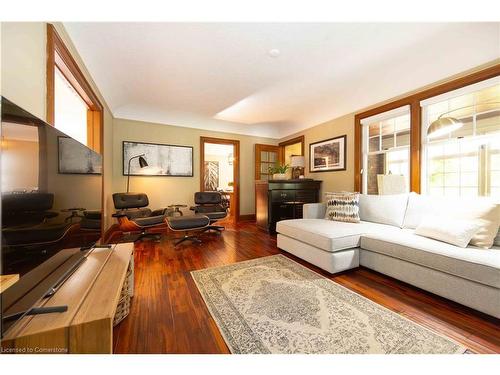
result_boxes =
[166,214,210,245]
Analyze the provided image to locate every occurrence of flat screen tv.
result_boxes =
[0,97,103,337]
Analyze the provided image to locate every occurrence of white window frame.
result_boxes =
[360,105,411,193]
[420,76,500,195]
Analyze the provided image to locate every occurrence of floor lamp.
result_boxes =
[126,154,148,193]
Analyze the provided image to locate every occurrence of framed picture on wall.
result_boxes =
[122,141,193,177]
[58,136,102,175]
[309,135,346,172]
[204,161,219,190]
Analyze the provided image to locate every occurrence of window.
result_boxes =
[54,68,88,145]
[361,106,411,194]
[255,144,280,180]
[46,24,103,153]
[421,78,500,199]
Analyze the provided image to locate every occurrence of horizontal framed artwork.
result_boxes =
[309,135,346,173]
[122,141,193,177]
[58,136,102,175]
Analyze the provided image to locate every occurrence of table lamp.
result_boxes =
[290,155,305,179]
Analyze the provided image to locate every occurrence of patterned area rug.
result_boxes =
[191,255,467,354]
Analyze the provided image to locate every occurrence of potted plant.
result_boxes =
[269,164,290,180]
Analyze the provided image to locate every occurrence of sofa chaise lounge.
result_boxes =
[276,193,500,319]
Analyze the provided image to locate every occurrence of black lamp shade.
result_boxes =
[126,154,149,193]
[138,156,148,168]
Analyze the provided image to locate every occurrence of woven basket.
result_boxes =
[113,263,132,326]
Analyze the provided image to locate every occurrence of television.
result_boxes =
[0,97,103,337]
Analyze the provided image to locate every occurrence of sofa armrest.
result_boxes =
[303,203,326,219]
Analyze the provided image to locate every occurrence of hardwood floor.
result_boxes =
[112,222,500,354]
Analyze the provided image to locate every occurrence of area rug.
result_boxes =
[191,255,467,354]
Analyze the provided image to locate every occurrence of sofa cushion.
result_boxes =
[414,215,481,248]
[361,231,500,288]
[403,192,500,248]
[276,219,401,253]
[359,193,408,228]
[324,192,360,223]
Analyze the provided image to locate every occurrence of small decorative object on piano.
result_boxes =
[268,163,290,180]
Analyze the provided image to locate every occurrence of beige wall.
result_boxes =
[280,113,355,198]
[1,22,46,120]
[0,22,115,230]
[1,139,39,191]
[113,118,277,215]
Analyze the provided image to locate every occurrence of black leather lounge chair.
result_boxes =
[1,193,77,274]
[112,193,170,242]
[190,192,229,232]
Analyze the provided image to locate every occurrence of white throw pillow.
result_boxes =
[358,193,409,228]
[470,205,500,248]
[415,216,481,248]
[403,192,430,229]
[324,192,360,223]
[403,192,500,248]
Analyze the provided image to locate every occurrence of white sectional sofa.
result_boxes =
[276,193,500,318]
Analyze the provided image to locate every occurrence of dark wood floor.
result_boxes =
[112,221,500,354]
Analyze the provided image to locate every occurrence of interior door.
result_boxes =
[200,137,240,222]
[255,144,280,181]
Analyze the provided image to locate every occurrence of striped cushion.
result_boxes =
[324,192,360,223]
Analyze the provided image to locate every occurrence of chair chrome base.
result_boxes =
[202,225,225,233]
[174,234,202,246]
[126,230,162,242]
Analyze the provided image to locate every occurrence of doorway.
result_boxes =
[279,135,305,166]
[200,137,240,222]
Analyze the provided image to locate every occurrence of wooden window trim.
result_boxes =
[200,136,240,222]
[46,24,103,153]
[354,63,500,193]
[278,135,305,162]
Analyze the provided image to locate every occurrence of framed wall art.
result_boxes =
[122,141,193,177]
[58,136,102,175]
[203,161,219,190]
[309,135,346,172]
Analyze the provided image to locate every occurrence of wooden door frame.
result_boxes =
[46,23,103,154]
[278,135,305,162]
[200,136,240,222]
[354,63,500,193]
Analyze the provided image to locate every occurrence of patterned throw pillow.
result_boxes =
[324,192,360,223]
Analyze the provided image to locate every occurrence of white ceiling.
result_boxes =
[64,23,500,139]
